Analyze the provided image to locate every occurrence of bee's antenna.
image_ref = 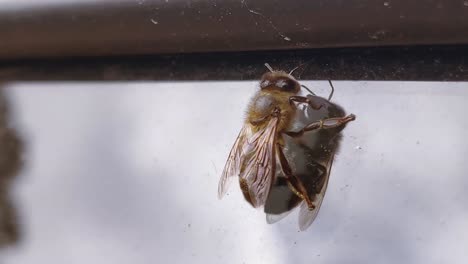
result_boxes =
[301,84,316,96]
[289,66,300,76]
[327,80,335,101]
[264,63,274,72]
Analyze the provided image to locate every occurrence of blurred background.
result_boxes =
[0,81,467,264]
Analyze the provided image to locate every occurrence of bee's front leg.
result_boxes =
[285,114,356,138]
[276,144,315,210]
[289,96,322,110]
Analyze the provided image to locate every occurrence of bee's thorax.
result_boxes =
[246,90,295,132]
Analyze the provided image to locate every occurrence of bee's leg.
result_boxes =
[289,96,322,110]
[285,114,356,138]
[276,144,316,210]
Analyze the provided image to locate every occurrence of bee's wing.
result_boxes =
[298,154,335,231]
[266,210,293,224]
[239,117,279,208]
[218,125,251,199]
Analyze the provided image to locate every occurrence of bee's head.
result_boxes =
[260,71,300,93]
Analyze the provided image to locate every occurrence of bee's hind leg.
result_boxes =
[276,144,315,210]
[285,114,356,138]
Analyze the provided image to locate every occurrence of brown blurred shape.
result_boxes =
[0,88,23,248]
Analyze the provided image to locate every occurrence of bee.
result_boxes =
[218,63,355,230]
[264,88,351,230]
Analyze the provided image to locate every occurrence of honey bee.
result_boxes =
[218,64,355,230]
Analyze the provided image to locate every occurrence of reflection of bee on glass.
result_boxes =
[218,63,355,230]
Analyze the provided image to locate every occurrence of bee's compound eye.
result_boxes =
[275,80,286,88]
[260,80,271,89]
[276,79,297,91]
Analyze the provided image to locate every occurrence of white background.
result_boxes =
[1,81,468,264]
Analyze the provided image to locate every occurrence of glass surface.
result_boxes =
[1,81,467,263]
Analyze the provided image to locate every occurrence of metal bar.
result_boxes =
[1,0,468,60]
